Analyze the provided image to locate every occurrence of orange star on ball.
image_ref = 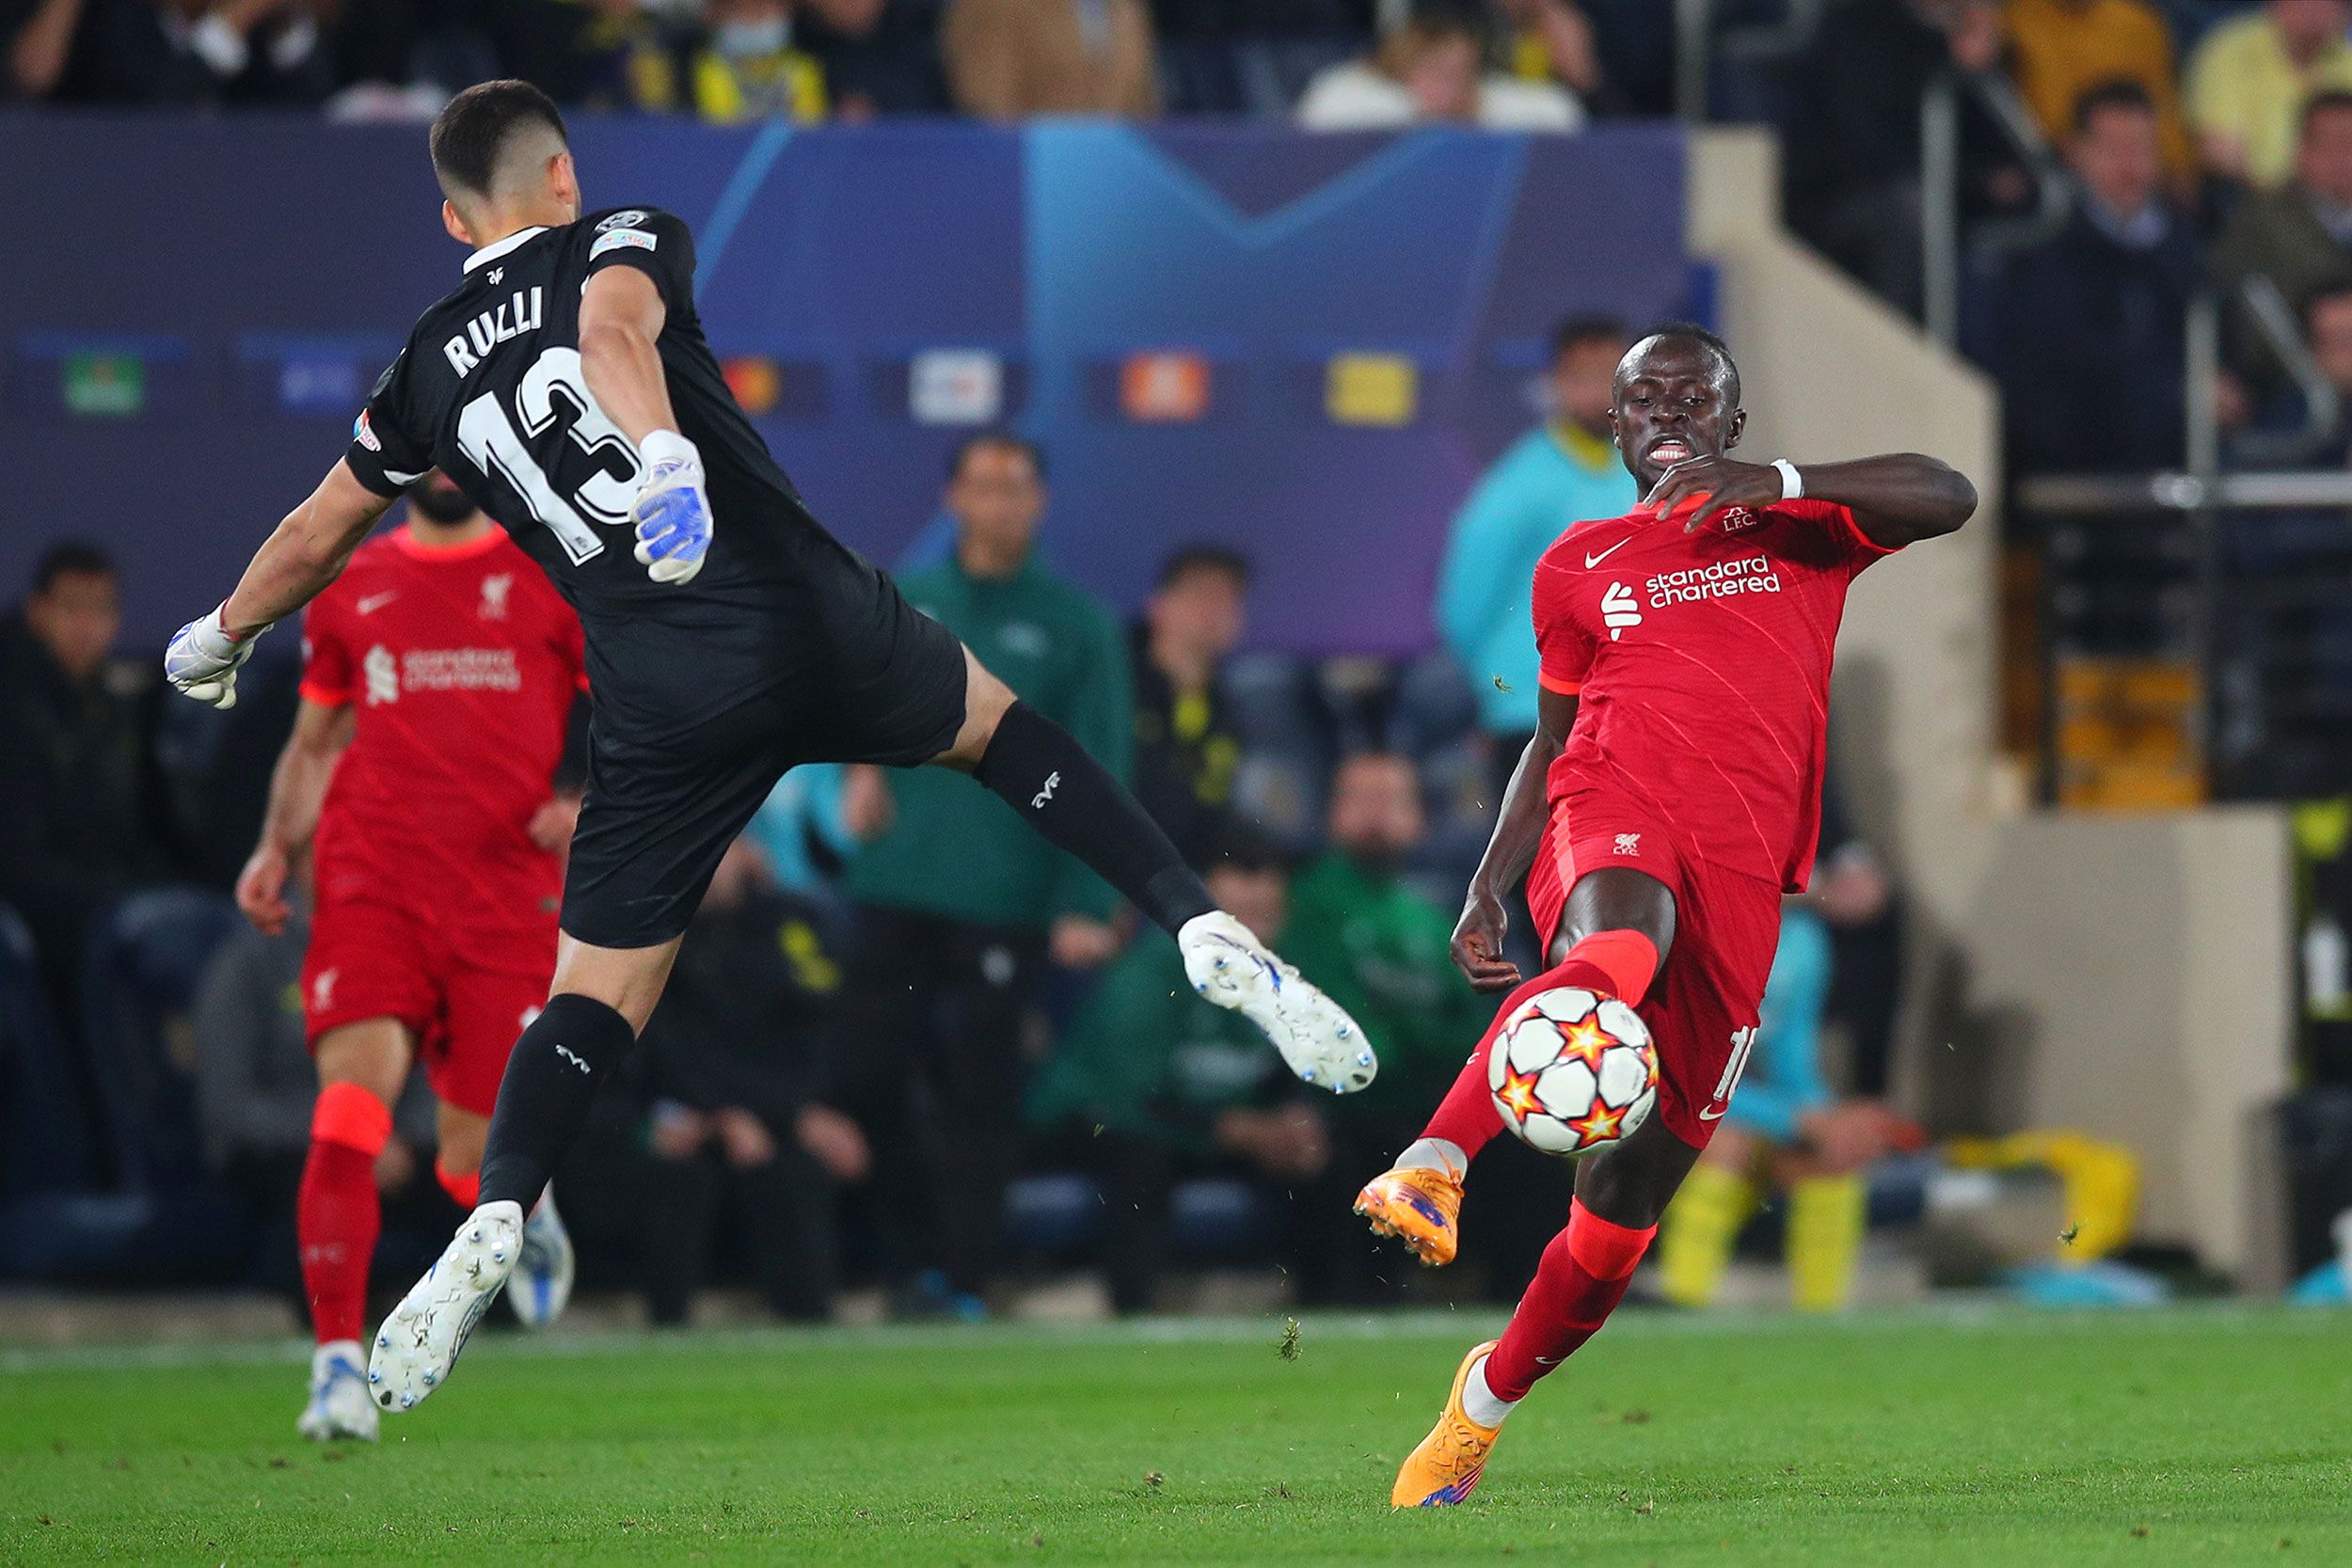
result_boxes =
[1557,1015,1615,1073]
[1566,1099,1629,1148]
[1496,1062,1546,1122]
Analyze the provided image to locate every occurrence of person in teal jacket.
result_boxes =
[832,431,1134,1309]
[1433,314,1637,746]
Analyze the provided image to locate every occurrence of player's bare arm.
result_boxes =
[578,264,715,584]
[163,462,395,709]
[236,697,355,936]
[1645,451,1979,546]
[578,266,675,445]
[1454,683,1581,992]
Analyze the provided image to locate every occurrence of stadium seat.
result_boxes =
[1223,652,1332,852]
[0,901,101,1199]
[77,887,241,1191]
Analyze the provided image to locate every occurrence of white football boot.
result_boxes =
[295,1339,379,1442]
[367,1200,520,1413]
[1179,910,1377,1093]
[509,1187,576,1329]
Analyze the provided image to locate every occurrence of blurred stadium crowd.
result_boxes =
[9,0,2352,1321]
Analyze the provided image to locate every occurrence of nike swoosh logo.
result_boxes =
[1699,1105,1727,1121]
[357,593,398,614]
[1583,537,1633,568]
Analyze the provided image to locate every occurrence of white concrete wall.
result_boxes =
[1686,131,2295,1274]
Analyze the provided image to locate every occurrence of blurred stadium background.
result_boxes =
[6,0,2352,1369]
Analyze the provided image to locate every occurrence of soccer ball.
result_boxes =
[1487,987,1658,1156]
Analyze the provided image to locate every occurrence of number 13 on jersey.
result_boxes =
[457,346,642,565]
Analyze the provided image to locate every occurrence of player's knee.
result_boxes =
[436,1107,489,1175]
[937,650,1017,768]
[313,1022,411,1104]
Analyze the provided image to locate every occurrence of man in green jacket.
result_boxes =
[1283,752,1493,1144]
[1027,831,1363,1313]
[1286,751,1567,1289]
[834,431,1132,1310]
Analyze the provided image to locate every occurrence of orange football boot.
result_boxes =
[1354,1163,1464,1266]
[1391,1339,1504,1508]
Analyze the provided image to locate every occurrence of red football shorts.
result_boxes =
[1525,787,1785,1150]
[301,895,557,1117]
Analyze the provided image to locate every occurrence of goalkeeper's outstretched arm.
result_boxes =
[165,461,392,709]
[222,461,395,635]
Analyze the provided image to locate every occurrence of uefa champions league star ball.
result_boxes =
[1487,987,1659,1156]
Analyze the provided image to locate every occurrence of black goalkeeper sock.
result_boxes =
[972,701,1217,935]
[477,992,637,1210]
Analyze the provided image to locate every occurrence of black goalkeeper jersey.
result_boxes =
[343,207,862,739]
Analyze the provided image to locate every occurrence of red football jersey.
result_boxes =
[301,528,586,930]
[1531,498,1894,894]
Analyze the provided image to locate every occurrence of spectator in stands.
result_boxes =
[834,431,1130,1312]
[680,0,829,121]
[1989,80,2205,476]
[1026,828,1367,1311]
[1130,545,1248,866]
[1147,0,1368,116]
[1282,752,1489,1149]
[1295,9,1581,130]
[2187,0,2352,188]
[2242,278,2352,461]
[190,901,436,1267]
[746,762,895,903]
[943,0,1158,119]
[1655,910,1922,1312]
[626,839,867,1325]
[1811,752,1906,1100]
[1484,0,1614,116]
[2003,0,2195,193]
[2215,90,2352,389]
[1782,0,2017,320]
[4,0,337,103]
[1435,314,1635,778]
[0,544,183,1018]
[798,0,947,118]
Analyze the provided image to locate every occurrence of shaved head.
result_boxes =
[1616,322,1740,410]
[429,79,571,211]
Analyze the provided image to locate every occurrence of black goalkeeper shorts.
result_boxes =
[561,562,966,950]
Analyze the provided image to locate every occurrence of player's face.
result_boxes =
[1608,341,1743,490]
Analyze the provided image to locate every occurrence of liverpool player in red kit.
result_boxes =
[234,470,586,1442]
[1363,325,1976,1506]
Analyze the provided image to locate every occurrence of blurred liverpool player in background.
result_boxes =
[1360,325,1976,1506]
[234,468,586,1442]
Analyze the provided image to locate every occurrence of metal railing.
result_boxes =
[2017,467,2352,802]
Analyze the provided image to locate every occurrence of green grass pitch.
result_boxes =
[4,1305,2347,1565]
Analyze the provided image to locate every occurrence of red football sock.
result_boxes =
[1483,1198,1656,1402]
[1418,929,1663,1160]
[436,1162,481,1211]
[298,1082,391,1346]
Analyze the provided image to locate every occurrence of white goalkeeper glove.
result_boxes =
[631,430,714,586]
[164,603,266,710]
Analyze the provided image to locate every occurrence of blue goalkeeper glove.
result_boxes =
[631,430,713,586]
[164,603,266,710]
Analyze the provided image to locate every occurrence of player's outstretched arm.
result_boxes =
[1454,685,1580,992]
[235,698,355,936]
[579,266,713,585]
[1645,452,1977,548]
[164,461,393,709]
